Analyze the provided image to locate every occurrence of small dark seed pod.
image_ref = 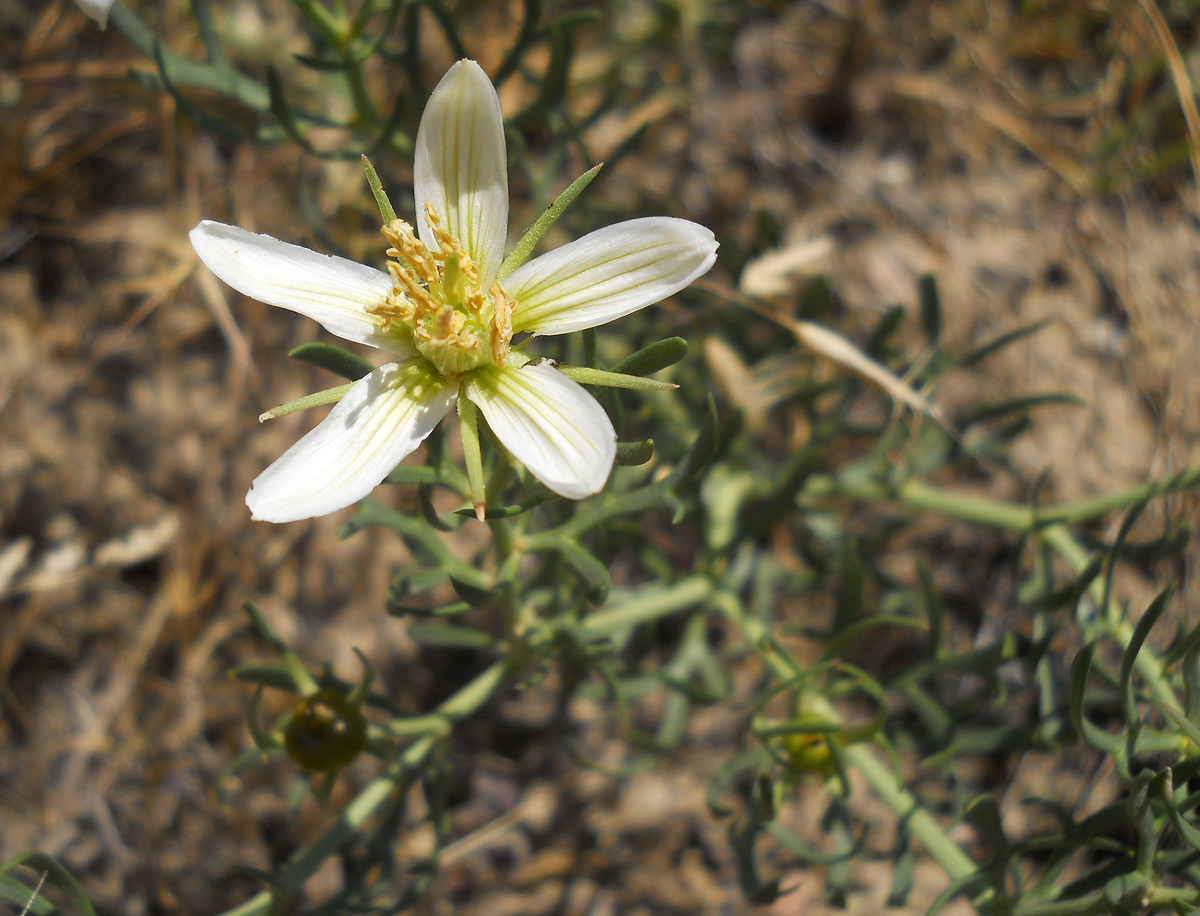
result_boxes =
[284,689,367,773]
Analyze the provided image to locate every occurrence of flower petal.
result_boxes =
[247,360,456,522]
[413,59,508,281]
[505,217,718,335]
[190,220,411,356]
[464,362,616,500]
[74,0,114,27]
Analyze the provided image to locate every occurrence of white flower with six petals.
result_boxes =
[190,60,717,523]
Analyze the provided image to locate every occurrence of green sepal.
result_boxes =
[497,163,603,280]
[289,341,375,380]
[362,154,398,223]
[260,382,354,421]
[555,364,678,391]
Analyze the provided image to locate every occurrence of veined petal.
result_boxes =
[464,362,616,500]
[190,221,411,356]
[247,360,456,522]
[413,59,508,281]
[505,217,718,336]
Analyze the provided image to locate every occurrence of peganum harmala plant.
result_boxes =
[6,2,1200,914]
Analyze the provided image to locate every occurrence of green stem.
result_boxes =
[108,2,270,110]
[711,589,982,893]
[840,743,979,883]
[580,577,714,636]
[800,468,1200,902]
[822,473,1190,727]
[216,660,509,916]
[810,469,1200,532]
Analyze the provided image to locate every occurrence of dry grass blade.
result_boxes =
[715,283,949,428]
[19,871,47,916]
[193,261,262,386]
[1135,0,1200,213]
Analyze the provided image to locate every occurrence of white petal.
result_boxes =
[464,363,616,500]
[505,217,718,335]
[75,0,114,27]
[413,60,508,281]
[190,220,411,356]
[247,360,456,522]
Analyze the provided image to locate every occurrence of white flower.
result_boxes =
[74,0,115,28]
[190,60,718,523]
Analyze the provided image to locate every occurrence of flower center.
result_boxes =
[368,204,514,378]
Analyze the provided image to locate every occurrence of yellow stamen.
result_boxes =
[488,281,514,367]
[370,207,516,379]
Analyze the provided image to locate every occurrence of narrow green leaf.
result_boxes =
[0,873,57,916]
[416,483,455,531]
[865,304,906,358]
[557,538,611,605]
[616,439,654,466]
[242,602,319,696]
[706,749,764,819]
[228,664,298,690]
[449,575,499,610]
[192,0,228,69]
[345,499,490,590]
[1069,643,1126,758]
[918,273,942,344]
[554,364,678,391]
[965,796,1012,870]
[0,851,97,916]
[959,318,1053,368]
[731,817,783,905]
[832,539,865,634]
[916,561,944,659]
[1182,640,1200,719]
[1120,589,1173,733]
[362,154,397,223]
[408,624,495,650]
[289,341,375,380]
[265,63,319,155]
[497,164,603,280]
[451,496,546,519]
[1164,783,1200,853]
[887,824,916,907]
[291,51,355,73]
[959,393,1086,428]
[667,395,720,488]
[260,382,353,421]
[612,337,689,377]
[386,600,471,619]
